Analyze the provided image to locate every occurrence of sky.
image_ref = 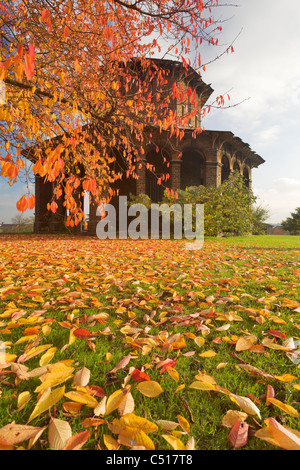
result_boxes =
[201,0,300,224]
[0,0,299,224]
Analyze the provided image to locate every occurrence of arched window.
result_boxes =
[145,146,170,202]
[243,167,250,188]
[221,155,231,183]
[180,150,206,189]
[233,161,240,173]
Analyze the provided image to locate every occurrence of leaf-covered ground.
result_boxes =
[0,234,300,450]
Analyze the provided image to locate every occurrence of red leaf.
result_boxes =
[27,194,35,210]
[16,195,28,213]
[267,330,287,340]
[49,201,58,213]
[266,384,275,405]
[28,43,35,63]
[41,9,50,22]
[159,360,177,374]
[63,430,90,450]
[131,369,151,382]
[73,328,92,339]
[17,44,23,58]
[108,354,132,374]
[228,420,249,449]
[88,385,106,398]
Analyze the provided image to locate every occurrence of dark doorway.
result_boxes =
[145,145,170,202]
[221,155,231,183]
[180,150,205,189]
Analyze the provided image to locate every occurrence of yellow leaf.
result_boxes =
[35,362,74,392]
[177,414,190,433]
[156,420,179,431]
[198,350,217,358]
[235,336,256,351]
[222,410,248,428]
[189,381,216,391]
[194,336,205,348]
[166,366,179,381]
[255,418,300,450]
[28,386,65,423]
[230,393,261,419]
[2,353,17,363]
[103,434,119,450]
[118,391,135,416]
[274,373,297,383]
[267,398,299,418]
[194,372,217,384]
[217,362,228,369]
[39,347,57,367]
[48,418,72,450]
[119,413,158,433]
[118,427,155,450]
[162,434,185,450]
[175,384,185,393]
[15,335,38,345]
[17,391,31,411]
[73,366,91,387]
[21,344,53,362]
[0,422,45,446]
[64,388,98,408]
[42,325,51,336]
[136,380,163,398]
[105,387,130,415]
[94,397,107,417]
[262,337,290,350]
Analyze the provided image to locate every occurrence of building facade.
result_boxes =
[25,59,264,234]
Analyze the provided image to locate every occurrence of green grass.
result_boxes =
[209,234,300,249]
[0,234,300,450]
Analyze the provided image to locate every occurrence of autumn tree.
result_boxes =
[0,0,234,227]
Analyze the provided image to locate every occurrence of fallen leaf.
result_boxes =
[228,419,249,449]
[48,418,72,450]
[136,380,163,397]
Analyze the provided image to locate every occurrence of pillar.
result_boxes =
[169,160,181,191]
[205,161,222,188]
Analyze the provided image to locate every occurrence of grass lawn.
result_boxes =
[0,234,299,450]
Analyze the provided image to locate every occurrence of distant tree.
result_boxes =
[11,214,34,232]
[282,208,300,235]
[252,204,270,234]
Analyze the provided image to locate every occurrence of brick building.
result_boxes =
[24,59,264,234]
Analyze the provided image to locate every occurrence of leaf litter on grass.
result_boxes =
[0,234,300,450]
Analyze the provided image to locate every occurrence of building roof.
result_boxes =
[206,130,265,168]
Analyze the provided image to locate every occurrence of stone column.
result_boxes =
[136,158,146,195]
[205,161,222,188]
[169,160,181,191]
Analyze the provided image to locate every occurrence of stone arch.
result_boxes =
[233,160,241,174]
[242,166,250,188]
[180,149,206,189]
[145,144,171,202]
[221,154,231,183]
